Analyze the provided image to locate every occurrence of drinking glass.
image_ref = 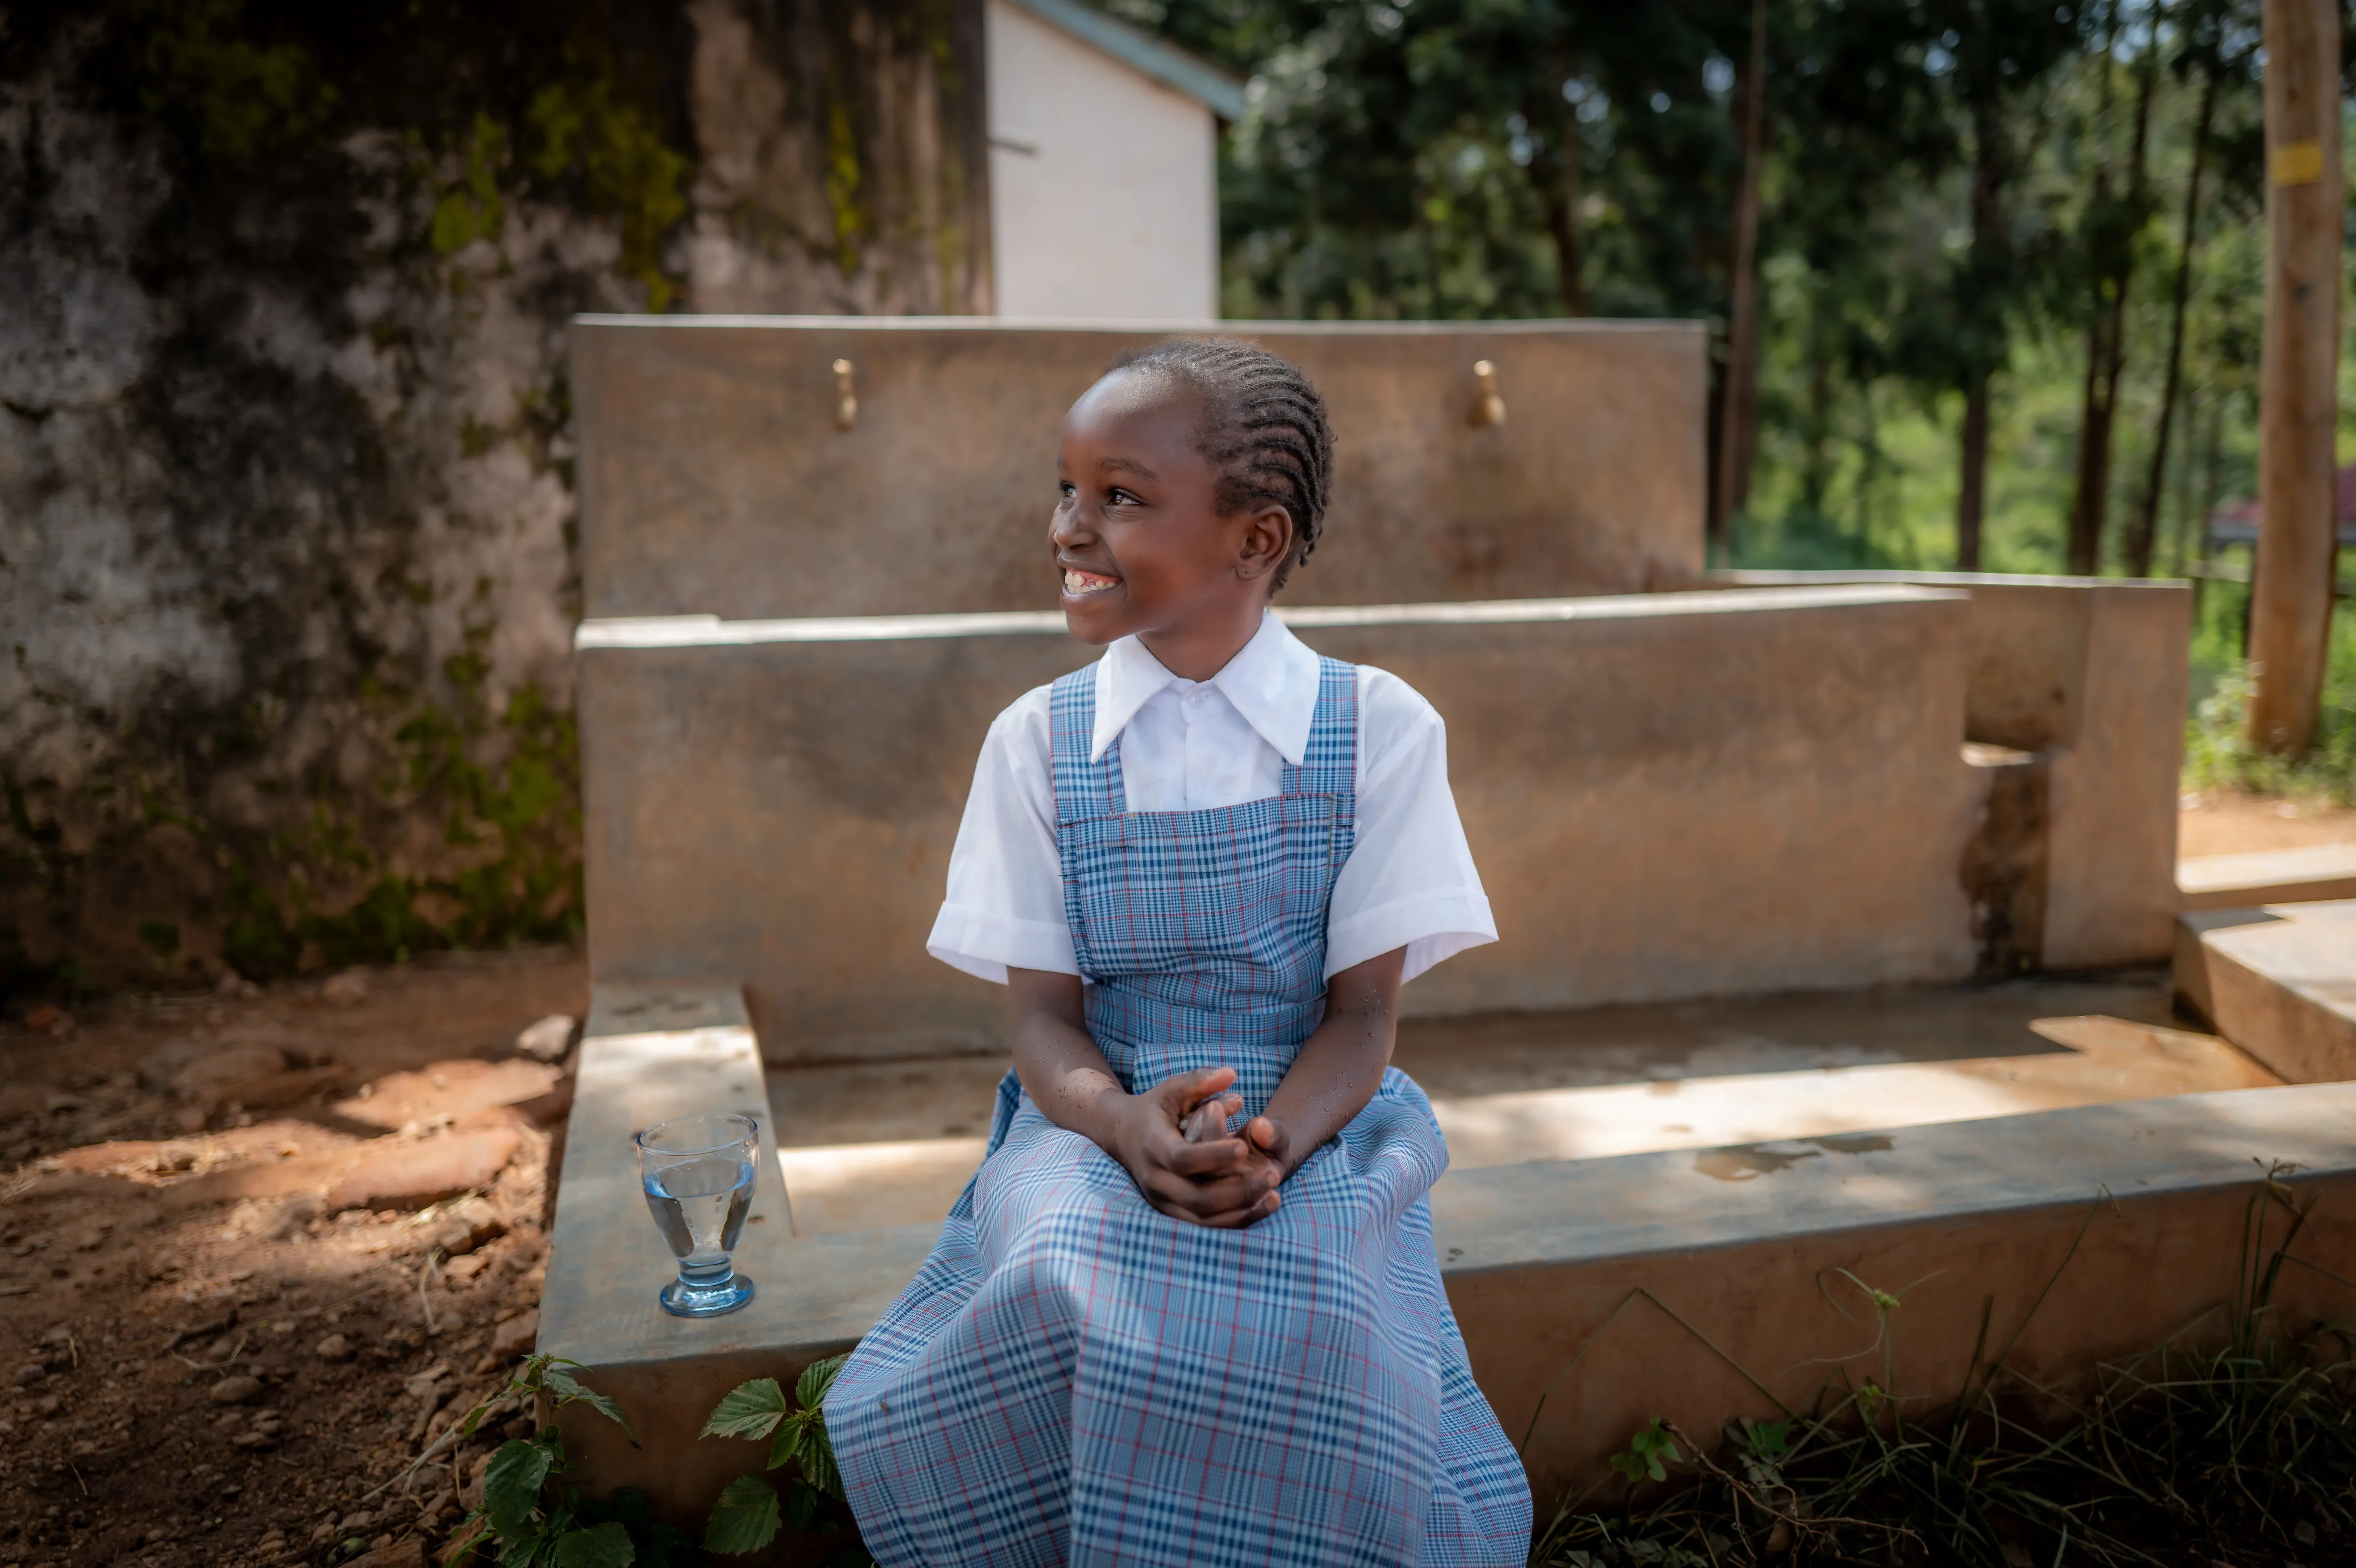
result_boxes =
[636,1114,760,1317]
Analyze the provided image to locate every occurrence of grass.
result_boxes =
[2182,578,2356,809]
[1528,1171,2356,1568]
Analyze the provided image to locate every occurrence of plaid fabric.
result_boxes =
[829,659,1531,1567]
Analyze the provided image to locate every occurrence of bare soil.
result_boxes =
[2180,787,2356,858]
[0,948,587,1568]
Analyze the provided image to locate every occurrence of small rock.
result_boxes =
[44,1092,84,1115]
[23,1004,65,1031]
[33,1392,60,1415]
[488,1309,538,1359]
[338,1510,377,1533]
[501,1415,534,1441]
[442,1253,490,1283]
[511,1013,578,1063]
[12,1362,43,1386]
[208,1374,264,1405]
[428,1195,506,1257]
[322,970,371,1006]
[314,1333,353,1362]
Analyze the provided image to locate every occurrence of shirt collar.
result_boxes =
[1090,611,1323,766]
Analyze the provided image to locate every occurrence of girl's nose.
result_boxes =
[1050,501,1095,550]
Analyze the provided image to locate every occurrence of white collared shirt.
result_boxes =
[927,612,1497,985]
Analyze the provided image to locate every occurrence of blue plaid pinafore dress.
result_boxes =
[827,658,1532,1567]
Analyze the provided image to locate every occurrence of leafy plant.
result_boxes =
[1607,1418,1682,1486]
[433,1354,694,1568]
[698,1352,865,1558]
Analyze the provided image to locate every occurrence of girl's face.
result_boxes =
[1050,370,1292,654]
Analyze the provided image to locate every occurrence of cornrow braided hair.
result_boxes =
[1106,337,1336,591]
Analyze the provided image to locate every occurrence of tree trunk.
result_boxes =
[1526,68,1588,316]
[1957,372,1991,571]
[1712,0,1769,544]
[2065,2,2153,576]
[2246,0,2346,753]
[2126,55,2217,578]
[1955,88,2006,575]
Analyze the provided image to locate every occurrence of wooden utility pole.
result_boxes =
[2245,0,2344,754]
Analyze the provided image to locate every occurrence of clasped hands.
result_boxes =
[1103,1065,1293,1228]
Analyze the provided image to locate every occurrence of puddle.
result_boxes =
[1694,1133,1897,1181]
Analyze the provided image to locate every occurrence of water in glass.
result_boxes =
[636,1114,760,1317]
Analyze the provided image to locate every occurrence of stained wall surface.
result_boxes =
[1720,572,2191,970]
[572,318,1709,622]
[576,586,1981,1062]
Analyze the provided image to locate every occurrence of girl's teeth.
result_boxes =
[1064,570,1117,594]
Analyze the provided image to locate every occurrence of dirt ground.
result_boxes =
[2178,787,2356,857]
[0,948,586,1568]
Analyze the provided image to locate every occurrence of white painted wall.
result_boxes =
[985,0,1220,320]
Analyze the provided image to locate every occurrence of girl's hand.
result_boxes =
[1109,1067,1282,1228]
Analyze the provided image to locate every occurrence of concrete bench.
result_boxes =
[579,585,2011,1063]
[2179,842,2356,910]
[2176,900,2356,1083]
[541,979,2356,1525]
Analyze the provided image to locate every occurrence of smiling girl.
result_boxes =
[825,339,1532,1567]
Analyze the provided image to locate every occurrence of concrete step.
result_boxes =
[2175,899,2356,1083]
[541,981,2356,1524]
[2179,841,2356,910]
[765,974,2276,1234]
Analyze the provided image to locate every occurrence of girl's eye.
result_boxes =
[1107,489,1140,506]
[1058,480,1076,498]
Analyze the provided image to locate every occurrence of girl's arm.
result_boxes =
[1239,947,1406,1193]
[1007,968,1279,1227]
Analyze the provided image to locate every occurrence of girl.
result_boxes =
[827,339,1532,1567]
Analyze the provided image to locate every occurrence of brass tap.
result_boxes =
[1470,359,1505,427]
[833,358,858,432]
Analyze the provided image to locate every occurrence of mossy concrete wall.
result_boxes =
[0,1,989,992]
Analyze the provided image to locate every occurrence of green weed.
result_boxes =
[698,1353,869,1562]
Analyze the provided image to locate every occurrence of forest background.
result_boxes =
[4,0,2352,988]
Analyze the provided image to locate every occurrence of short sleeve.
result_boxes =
[925,688,1078,983]
[1325,668,1498,983]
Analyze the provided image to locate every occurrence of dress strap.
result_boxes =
[1280,657,1360,800]
[1048,665,1125,823]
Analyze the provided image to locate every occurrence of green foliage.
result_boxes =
[1530,1173,2356,1568]
[134,0,337,160]
[698,1353,863,1559]
[1607,1419,1682,1485]
[432,114,511,256]
[527,76,689,308]
[436,1354,691,1568]
[2183,581,2356,806]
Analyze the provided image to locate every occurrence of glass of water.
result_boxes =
[636,1114,760,1318]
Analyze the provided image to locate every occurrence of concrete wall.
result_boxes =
[1721,573,2191,970]
[577,585,1984,1062]
[572,318,1709,621]
[986,0,1219,319]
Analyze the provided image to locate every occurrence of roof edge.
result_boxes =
[999,0,1249,120]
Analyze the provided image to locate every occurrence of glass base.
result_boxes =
[658,1269,755,1318]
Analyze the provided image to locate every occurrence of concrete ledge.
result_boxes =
[2174,902,2356,1081]
[579,586,1990,1059]
[1455,1084,2356,1501]
[2179,842,2356,910]
[573,316,1708,619]
[541,984,924,1527]
[1716,571,2190,968]
[544,989,2356,1526]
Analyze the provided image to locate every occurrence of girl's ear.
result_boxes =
[1235,503,1295,584]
